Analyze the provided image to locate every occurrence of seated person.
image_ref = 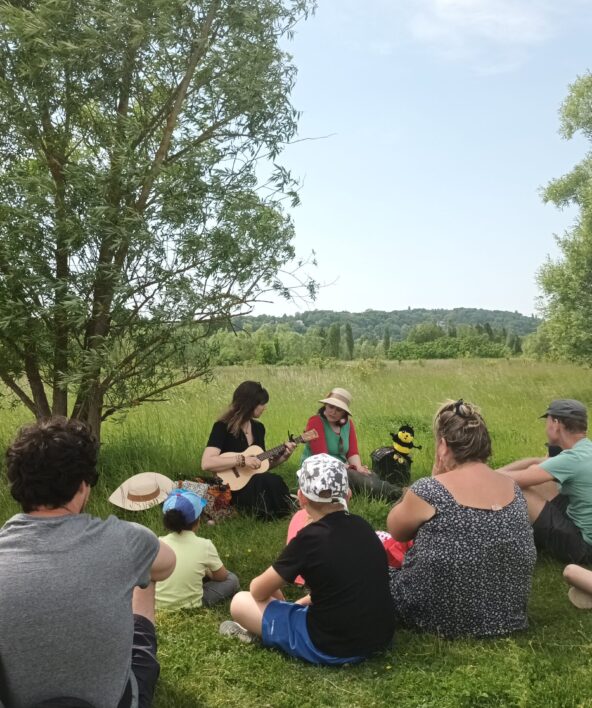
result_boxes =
[301,387,401,501]
[156,489,239,610]
[499,399,592,564]
[388,399,536,639]
[201,381,295,520]
[219,454,395,664]
[0,417,176,708]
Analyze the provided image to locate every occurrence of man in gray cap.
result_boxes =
[500,399,592,563]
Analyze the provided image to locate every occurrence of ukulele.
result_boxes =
[214,430,319,491]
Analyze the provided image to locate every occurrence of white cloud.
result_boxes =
[409,0,552,46]
[390,0,591,73]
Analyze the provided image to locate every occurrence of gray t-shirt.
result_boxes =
[0,513,159,708]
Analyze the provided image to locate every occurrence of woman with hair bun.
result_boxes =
[387,399,536,638]
[201,381,295,520]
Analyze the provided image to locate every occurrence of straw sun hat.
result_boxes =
[319,387,353,416]
[108,472,175,511]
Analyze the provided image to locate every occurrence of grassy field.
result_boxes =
[2,359,592,707]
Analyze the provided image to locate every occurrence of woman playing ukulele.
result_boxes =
[201,381,296,520]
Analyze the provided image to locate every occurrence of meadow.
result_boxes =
[1,359,592,707]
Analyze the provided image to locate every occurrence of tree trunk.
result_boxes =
[85,398,103,443]
[73,386,104,442]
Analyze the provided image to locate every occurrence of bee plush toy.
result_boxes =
[391,425,422,465]
[371,424,422,487]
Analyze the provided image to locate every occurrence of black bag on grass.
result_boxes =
[370,447,411,487]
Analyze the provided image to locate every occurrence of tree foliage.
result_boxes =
[326,322,340,358]
[538,73,592,365]
[344,323,354,360]
[0,0,315,437]
[235,308,539,340]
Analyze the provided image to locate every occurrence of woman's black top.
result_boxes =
[206,420,291,520]
[207,419,266,453]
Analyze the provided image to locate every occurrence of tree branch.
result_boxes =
[134,0,221,212]
[0,372,37,415]
[101,369,210,421]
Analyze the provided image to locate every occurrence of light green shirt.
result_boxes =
[540,437,592,545]
[155,531,223,610]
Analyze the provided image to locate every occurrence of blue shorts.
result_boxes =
[261,600,364,666]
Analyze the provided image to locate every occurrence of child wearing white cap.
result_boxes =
[155,489,239,610]
[219,454,395,664]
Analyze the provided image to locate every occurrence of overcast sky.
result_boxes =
[256,0,592,317]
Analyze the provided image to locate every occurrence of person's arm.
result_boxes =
[497,457,545,473]
[305,416,328,456]
[499,464,555,489]
[205,541,229,582]
[201,445,262,473]
[150,540,176,582]
[250,566,286,603]
[346,420,369,473]
[346,453,370,473]
[209,564,229,582]
[387,489,436,542]
[295,593,312,606]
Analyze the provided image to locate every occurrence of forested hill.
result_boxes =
[235,308,540,341]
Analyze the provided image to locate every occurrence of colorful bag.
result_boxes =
[177,478,235,523]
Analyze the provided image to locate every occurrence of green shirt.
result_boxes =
[301,416,350,464]
[540,437,592,545]
[155,531,223,610]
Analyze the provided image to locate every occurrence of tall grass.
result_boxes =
[2,359,592,707]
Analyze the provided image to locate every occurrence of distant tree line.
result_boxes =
[233,307,539,342]
[207,317,524,366]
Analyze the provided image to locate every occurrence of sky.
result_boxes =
[255,0,592,318]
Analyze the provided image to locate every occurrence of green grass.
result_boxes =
[2,359,592,707]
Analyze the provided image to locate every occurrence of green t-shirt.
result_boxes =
[540,437,592,545]
[301,416,350,464]
[155,531,223,610]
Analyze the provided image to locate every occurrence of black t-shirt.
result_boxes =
[206,419,266,453]
[273,511,395,657]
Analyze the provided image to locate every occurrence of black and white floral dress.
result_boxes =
[389,476,536,638]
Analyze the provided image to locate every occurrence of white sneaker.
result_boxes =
[219,620,257,643]
[568,586,592,610]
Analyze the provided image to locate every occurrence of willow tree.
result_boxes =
[0,0,315,439]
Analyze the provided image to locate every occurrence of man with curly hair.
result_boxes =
[0,417,175,708]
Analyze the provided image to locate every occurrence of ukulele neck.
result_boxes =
[257,435,304,461]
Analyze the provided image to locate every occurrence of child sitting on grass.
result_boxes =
[219,453,395,664]
[155,489,239,610]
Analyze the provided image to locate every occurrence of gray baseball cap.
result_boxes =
[540,399,588,424]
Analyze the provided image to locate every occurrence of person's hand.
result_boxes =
[244,456,261,470]
[355,464,371,476]
[280,441,297,460]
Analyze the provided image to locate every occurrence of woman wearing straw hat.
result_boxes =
[300,387,401,501]
[201,381,296,520]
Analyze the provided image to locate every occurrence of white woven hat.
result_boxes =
[108,472,175,511]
